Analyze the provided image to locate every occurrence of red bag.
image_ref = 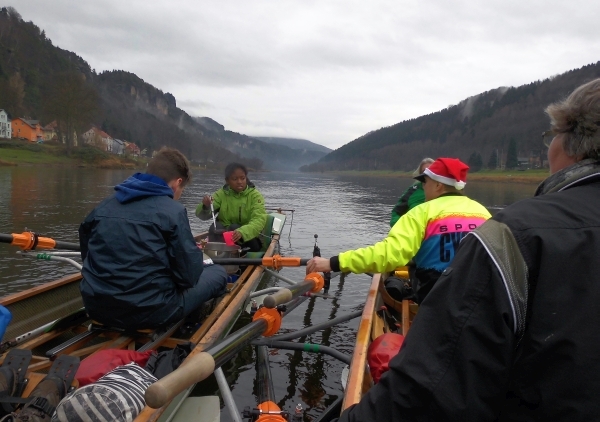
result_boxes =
[367,333,405,384]
[76,349,154,386]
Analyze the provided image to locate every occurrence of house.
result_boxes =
[11,118,43,142]
[112,139,125,155]
[42,121,58,142]
[124,141,140,157]
[0,110,11,139]
[82,127,113,152]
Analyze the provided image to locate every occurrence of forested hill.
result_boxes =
[304,62,600,172]
[0,8,323,171]
[255,137,332,154]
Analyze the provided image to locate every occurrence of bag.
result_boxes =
[52,363,157,422]
[384,276,414,301]
[76,349,153,386]
[367,333,405,383]
[145,342,194,379]
[0,306,12,342]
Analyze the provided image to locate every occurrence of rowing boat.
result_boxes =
[0,210,289,422]
[341,270,418,413]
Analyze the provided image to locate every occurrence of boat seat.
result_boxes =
[245,214,275,260]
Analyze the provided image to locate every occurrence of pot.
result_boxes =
[203,242,241,274]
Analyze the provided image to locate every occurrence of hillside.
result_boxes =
[255,137,331,153]
[304,62,600,172]
[0,8,317,171]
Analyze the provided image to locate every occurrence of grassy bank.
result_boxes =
[327,169,549,184]
[0,141,143,169]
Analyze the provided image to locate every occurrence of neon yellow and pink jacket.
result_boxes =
[331,193,491,302]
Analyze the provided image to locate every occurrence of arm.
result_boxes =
[168,208,204,289]
[236,190,267,242]
[195,191,221,221]
[78,213,94,261]
[337,210,425,274]
[339,235,516,422]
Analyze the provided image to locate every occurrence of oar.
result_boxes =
[144,272,324,409]
[210,255,309,269]
[0,232,80,251]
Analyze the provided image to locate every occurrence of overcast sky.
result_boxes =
[11,1,600,149]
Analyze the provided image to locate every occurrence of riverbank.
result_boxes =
[0,142,142,169]
[328,169,549,184]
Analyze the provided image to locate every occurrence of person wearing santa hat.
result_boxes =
[306,156,491,304]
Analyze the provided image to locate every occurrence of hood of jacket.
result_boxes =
[114,173,173,204]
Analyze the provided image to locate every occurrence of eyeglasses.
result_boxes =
[542,130,555,148]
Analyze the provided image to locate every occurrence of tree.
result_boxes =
[468,152,483,172]
[506,138,519,169]
[44,72,98,154]
[487,149,498,169]
[0,72,25,117]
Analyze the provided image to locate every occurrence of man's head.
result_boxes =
[412,157,435,176]
[414,157,469,201]
[147,147,191,200]
[545,78,600,173]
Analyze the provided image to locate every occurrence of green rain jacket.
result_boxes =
[196,182,267,242]
[390,182,426,227]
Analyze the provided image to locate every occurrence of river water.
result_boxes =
[0,166,540,421]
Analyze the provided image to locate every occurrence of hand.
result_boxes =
[232,230,243,243]
[202,195,212,207]
[306,257,332,274]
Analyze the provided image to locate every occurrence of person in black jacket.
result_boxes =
[79,148,227,331]
[338,79,600,421]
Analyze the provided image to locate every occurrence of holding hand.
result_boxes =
[232,230,243,243]
[306,257,332,274]
[202,195,212,207]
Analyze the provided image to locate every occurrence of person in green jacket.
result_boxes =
[389,158,434,227]
[196,162,267,252]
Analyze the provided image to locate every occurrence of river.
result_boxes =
[0,166,540,421]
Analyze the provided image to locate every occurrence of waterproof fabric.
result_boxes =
[368,333,404,384]
[144,342,194,379]
[75,349,153,386]
[196,182,267,243]
[79,173,205,330]
[338,161,600,421]
[389,182,425,227]
[52,363,157,422]
[0,306,11,342]
[333,193,491,303]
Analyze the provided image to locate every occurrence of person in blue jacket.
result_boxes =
[79,148,227,331]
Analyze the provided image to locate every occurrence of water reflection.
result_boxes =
[0,167,540,420]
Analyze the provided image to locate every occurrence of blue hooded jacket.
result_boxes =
[79,173,204,330]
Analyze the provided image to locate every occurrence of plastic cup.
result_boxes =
[223,231,236,246]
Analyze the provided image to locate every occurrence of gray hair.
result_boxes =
[546,78,600,160]
[413,157,435,176]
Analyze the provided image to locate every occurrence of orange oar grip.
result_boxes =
[261,255,309,270]
[11,232,57,250]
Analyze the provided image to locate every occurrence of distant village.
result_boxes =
[0,109,144,157]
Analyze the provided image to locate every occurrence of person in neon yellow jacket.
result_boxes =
[196,163,267,252]
[307,158,491,303]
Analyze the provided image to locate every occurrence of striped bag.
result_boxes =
[51,363,158,422]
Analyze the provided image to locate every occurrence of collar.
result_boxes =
[534,159,600,196]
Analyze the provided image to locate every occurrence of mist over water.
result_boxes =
[0,167,538,420]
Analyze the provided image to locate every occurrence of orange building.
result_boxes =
[11,118,44,142]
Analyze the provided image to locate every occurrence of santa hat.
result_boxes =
[414,157,469,190]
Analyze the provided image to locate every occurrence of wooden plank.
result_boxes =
[0,273,82,306]
[342,273,381,411]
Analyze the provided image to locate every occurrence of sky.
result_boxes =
[10,0,600,149]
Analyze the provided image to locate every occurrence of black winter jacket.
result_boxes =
[79,173,204,330]
[339,160,600,421]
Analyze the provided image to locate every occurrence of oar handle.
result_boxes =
[0,232,80,251]
[209,255,309,270]
[263,273,324,308]
[145,352,216,409]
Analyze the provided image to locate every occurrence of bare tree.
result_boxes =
[44,72,99,155]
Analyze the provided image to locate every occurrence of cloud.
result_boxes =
[12,0,600,149]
